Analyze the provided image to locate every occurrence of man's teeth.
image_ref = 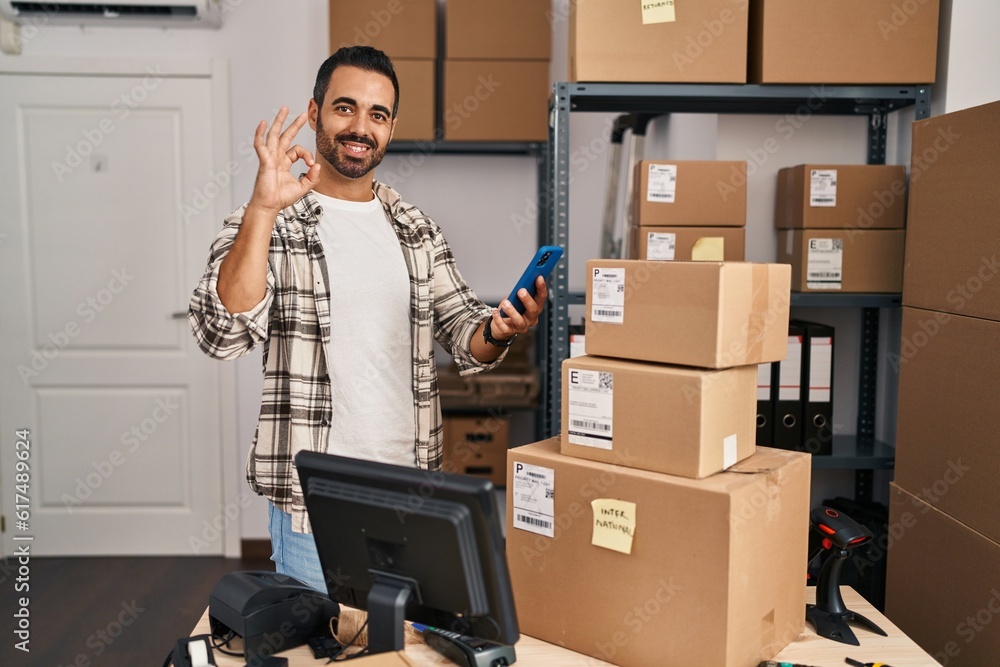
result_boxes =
[345,144,367,153]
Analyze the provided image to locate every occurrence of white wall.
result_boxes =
[3,0,996,542]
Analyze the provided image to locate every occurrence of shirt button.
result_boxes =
[321,419,330,427]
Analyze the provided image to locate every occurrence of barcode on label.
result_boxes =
[812,197,835,203]
[594,309,620,317]
[517,514,552,529]
[570,419,610,431]
[810,272,841,278]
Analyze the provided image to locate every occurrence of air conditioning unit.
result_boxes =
[0,0,224,29]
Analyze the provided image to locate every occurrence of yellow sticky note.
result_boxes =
[641,0,676,25]
[591,499,637,554]
[692,236,725,261]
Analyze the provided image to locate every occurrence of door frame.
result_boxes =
[0,56,242,557]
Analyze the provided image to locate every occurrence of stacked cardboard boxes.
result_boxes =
[569,0,940,84]
[630,161,748,262]
[775,164,908,293]
[885,100,1000,667]
[444,0,550,141]
[329,0,438,141]
[507,260,812,666]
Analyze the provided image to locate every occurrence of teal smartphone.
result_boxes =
[503,245,563,316]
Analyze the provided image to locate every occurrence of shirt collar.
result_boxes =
[287,180,404,227]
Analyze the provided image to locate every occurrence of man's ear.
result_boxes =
[307,98,319,131]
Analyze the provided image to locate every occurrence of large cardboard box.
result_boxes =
[441,414,510,486]
[328,0,437,59]
[446,0,551,60]
[507,439,810,667]
[634,160,747,227]
[885,484,1000,667]
[778,229,905,293]
[561,355,756,478]
[391,59,435,141]
[443,60,549,141]
[570,0,749,83]
[585,260,791,369]
[894,307,1000,544]
[775,165,907,230]
[748,0,940,83]
[903,100,1000,322]
[630,226,746,261]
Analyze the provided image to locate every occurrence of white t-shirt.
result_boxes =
[312,191,416,467]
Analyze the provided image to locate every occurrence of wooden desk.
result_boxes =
[191,587,938,666]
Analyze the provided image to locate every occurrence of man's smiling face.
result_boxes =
[313,65,396,180]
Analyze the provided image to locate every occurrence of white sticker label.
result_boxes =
[591,267,625,323]
[646,232,676,261]
[646,164,678,203]
[809,337,833,402]
[809,169,838,207]
[567,368,614,450]
[512,462,555,537]
[723,434,738,469]
[806,238,844,290]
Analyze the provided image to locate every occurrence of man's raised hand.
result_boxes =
[249,106,320,215]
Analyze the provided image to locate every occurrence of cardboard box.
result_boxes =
[775,165,907,230]
[630,226,746,261]
[443,60,549,141]
[885,484,1000,667]
[561,356,756,478]
[570,0,749,83]
[748,0,940,83]
[328,0,437,59]
[634,161,747,227]
[446,0,551,60]
[903,100,1000,322]
[442,414,510,486]
[585,260,791,369]
[894,307,1000,544]
[390,59,435,141]
[778,229,905,293]
[507,439,810,667]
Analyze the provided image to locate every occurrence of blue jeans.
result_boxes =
[267,501,326,592]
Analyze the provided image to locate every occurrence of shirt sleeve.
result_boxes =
[187,206,276,360]
[428,224,507,375]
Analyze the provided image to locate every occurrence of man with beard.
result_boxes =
[188,46,546,590]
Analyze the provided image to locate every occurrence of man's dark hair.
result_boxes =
[313,46,400,118]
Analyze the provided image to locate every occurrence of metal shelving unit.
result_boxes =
[538,83,931,497]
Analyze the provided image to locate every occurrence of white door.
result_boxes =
[0,67,233,556]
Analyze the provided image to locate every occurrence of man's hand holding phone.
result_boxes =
[487,275,549,342]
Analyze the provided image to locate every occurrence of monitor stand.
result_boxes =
[367,572,422,654]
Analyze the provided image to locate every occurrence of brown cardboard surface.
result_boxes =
[329,0,437,59]
[775,165,907,230]
[894,306,1000,544]
[634,160,747,227]
[748,0,940,83]
[442,414,509,486]
[902,100,1000,322]
[777,229,905,293]
[630,226,746,261]
[885,483,1000,667]
[443,60,549,141]
[506,439,810,667]
[446,0,551,60]
[391,59,436,141]
[561,356,756,478]
[570,0,749,83]
[585,260,791,368]
[348,652,419,666]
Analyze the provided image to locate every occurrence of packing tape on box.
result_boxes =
[745,265,770,364]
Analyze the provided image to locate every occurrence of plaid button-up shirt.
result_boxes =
[188,181,503,533]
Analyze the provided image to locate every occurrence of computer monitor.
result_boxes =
[294,450,520,655]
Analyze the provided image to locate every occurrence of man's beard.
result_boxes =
[315,115,388,179]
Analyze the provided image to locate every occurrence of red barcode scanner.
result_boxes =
[805,506,887,646]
